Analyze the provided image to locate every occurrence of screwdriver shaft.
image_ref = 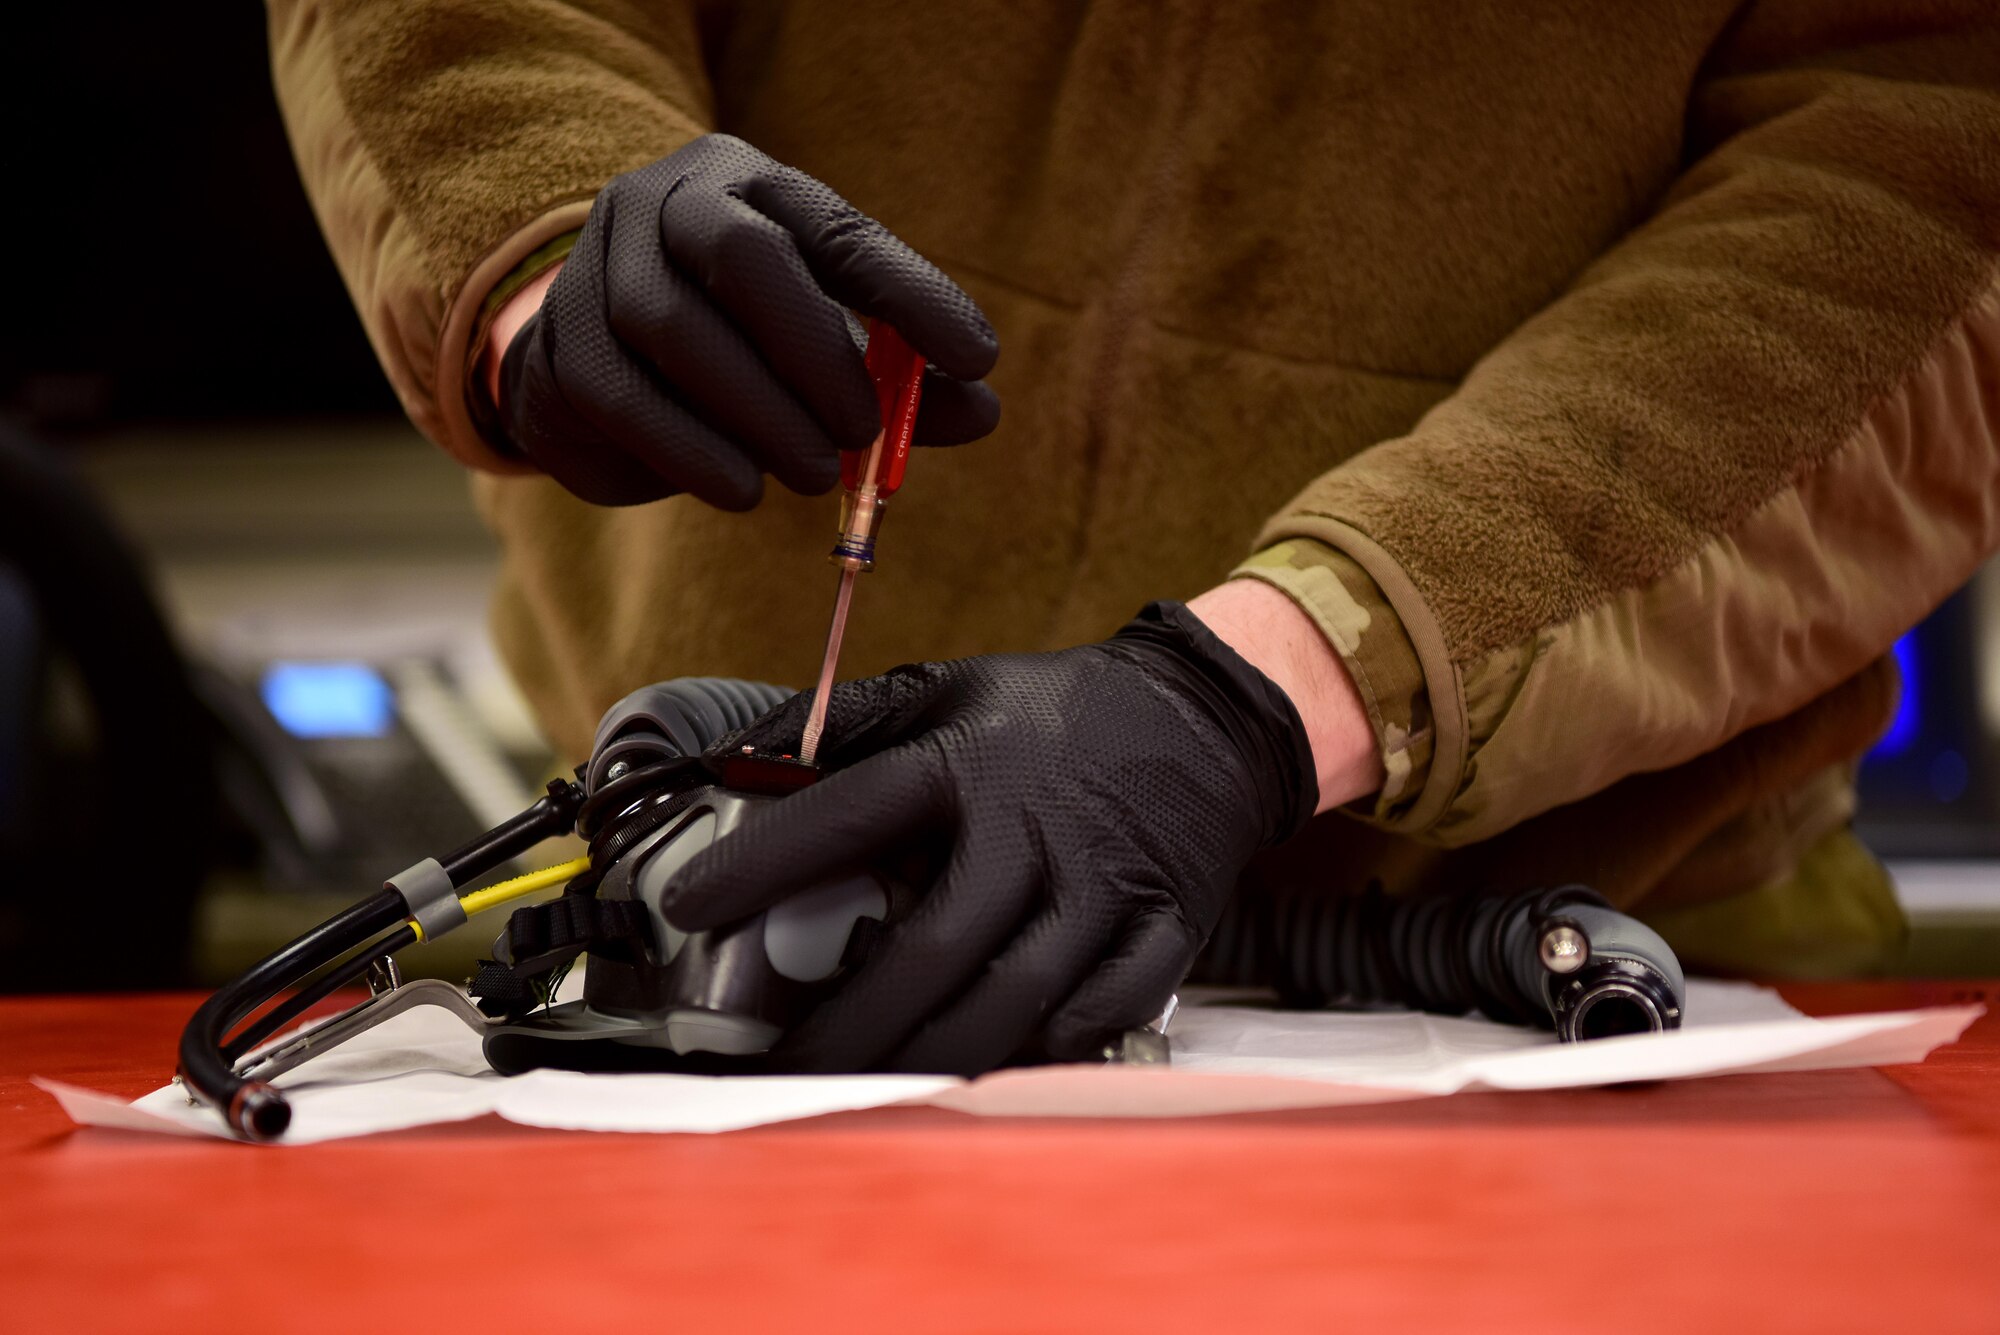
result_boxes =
[798,565,857,765]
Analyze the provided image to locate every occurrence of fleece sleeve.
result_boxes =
[265,0,714,469]
[1239,2,2000,847]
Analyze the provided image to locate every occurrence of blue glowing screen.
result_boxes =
[261,661,394,738]
[1870,632,1921,760]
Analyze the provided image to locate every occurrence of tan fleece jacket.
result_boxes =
[268,0,2000,974]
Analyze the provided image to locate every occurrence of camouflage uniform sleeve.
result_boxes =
[1250,7,2000,846]
[1232,539,1433,825]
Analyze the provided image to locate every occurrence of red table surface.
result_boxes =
[3,983,1997,1334]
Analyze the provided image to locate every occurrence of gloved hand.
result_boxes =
[497,134,1000,509]
[662,602,1318,1075]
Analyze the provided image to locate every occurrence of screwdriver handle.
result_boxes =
[842,322,925,498]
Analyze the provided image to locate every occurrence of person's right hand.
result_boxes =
[492,134,1000,508]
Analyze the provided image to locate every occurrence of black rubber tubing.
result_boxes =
[219,924,420,1065]
[439,782,587,887]
[175,789,580,1137]
[177,889,406,1139]
[1196,883,1611,1030]
[177,677,781,1139]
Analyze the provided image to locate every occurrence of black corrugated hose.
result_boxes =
[1194,880,1614,1030]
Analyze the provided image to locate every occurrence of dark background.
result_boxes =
[2,5,398,430]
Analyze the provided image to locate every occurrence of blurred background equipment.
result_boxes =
[0,6,560,989]
[0,424,214,990]
[1857,583,2000,974]
[68,431,562,987]
[1857,587,2000,859]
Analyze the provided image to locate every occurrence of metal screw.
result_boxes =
[606,760,631,782]
[1539,924,1588,974]
[364,955,402,996]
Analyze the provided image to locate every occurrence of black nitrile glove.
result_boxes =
[662,602,1318,1075]
[497,134,1000,508]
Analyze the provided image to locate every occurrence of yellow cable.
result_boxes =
[398,856,591,943]
[456,857,592,919]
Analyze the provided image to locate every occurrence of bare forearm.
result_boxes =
[1188,580,1383,813]
[480,264,563,408]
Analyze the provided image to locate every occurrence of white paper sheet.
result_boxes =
[36,980,1980,1144]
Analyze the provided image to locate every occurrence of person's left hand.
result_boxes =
[658,602,1318,1074]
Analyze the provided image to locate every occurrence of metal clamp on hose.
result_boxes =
[1530,898,1686,1041]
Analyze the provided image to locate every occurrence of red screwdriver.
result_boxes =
[797,322,927,765]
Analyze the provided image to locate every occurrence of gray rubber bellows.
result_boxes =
[585,677,794,794]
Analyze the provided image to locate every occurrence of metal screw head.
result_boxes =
[1539,924,1589,974]
[606,760,631,782]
